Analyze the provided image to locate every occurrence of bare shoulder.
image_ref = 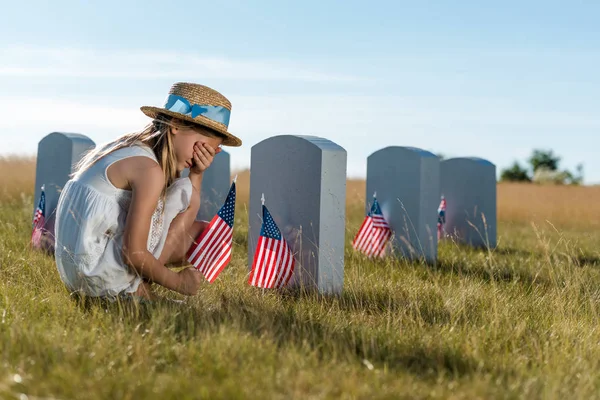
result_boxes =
[127,157,165,194]
[107,155,164,191]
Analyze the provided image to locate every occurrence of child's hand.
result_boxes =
[176,267,203,295]
[190,142,218,175]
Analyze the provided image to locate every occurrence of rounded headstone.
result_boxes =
[34,132,96,252]
[366,146,441,263]
[248,135,347,294]
[440,157,497,248]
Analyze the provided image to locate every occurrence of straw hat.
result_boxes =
[140,82,242,147]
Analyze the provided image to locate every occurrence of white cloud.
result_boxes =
[228,94,600,133]
[0,46,363,83]
[1,93,599,182]
[0,96,147,130]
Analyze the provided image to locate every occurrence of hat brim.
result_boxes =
[140,106,242,147]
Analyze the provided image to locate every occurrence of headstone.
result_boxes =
[440,157,497,248]
[34,132,96,252]
[181,150,231,221]
[366,146,440,263]
[248,135,347,294]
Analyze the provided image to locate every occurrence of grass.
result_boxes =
[2,157,600,399]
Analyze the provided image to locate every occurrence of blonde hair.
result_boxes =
[73,114,225,200]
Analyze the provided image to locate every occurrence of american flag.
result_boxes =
[437,195,447,240]
[186,180,236,282]
[31,185,46,248]
[438,196,447,214]
[248,200,295,289]
[352,194,392,258]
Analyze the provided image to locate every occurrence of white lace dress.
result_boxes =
[54,143,193,298]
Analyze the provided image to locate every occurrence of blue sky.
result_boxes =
[1,1,599,182]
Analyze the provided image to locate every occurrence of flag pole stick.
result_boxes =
[261,193,265,296]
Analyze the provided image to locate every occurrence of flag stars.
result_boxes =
[217,188,236,227]
[261,206,282,240]
[371,199,383,216]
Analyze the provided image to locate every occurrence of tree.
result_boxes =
[528,149,560,172]
[533,167,570,185]
[500,161,531,182]
[500,149,583,185]
[573,163,584,185]
[566,163,584,185]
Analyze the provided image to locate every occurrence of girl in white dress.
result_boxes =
[54,82,242,301]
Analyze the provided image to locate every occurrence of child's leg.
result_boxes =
[158,220,210,267]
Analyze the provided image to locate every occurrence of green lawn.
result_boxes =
[1,190,600,399]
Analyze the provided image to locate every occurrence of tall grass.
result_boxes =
[498,182,600,230]
[1,158,600,399]
[0,156,36,202]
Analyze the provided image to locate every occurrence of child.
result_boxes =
[54,82,242,301]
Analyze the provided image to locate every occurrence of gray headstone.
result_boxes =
[248,135,347,294]
[34,132,96,251]
[181,150,231,221]
[440,157,497,248]
[366,146,440,263]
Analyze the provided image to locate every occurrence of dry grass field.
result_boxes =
[1,156,600,399]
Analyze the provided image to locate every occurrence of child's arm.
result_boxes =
[121,157,201,295]
[159,143,219,255]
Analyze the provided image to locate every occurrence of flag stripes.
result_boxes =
[249,203,295,289]
[186,180,236,283]
[352,195,392,258]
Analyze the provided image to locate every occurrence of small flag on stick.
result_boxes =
[31,185,46,248]
[352,192,392,258]
[186,178,236,282]
[248,194,295,288]
[437,195,447,240]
